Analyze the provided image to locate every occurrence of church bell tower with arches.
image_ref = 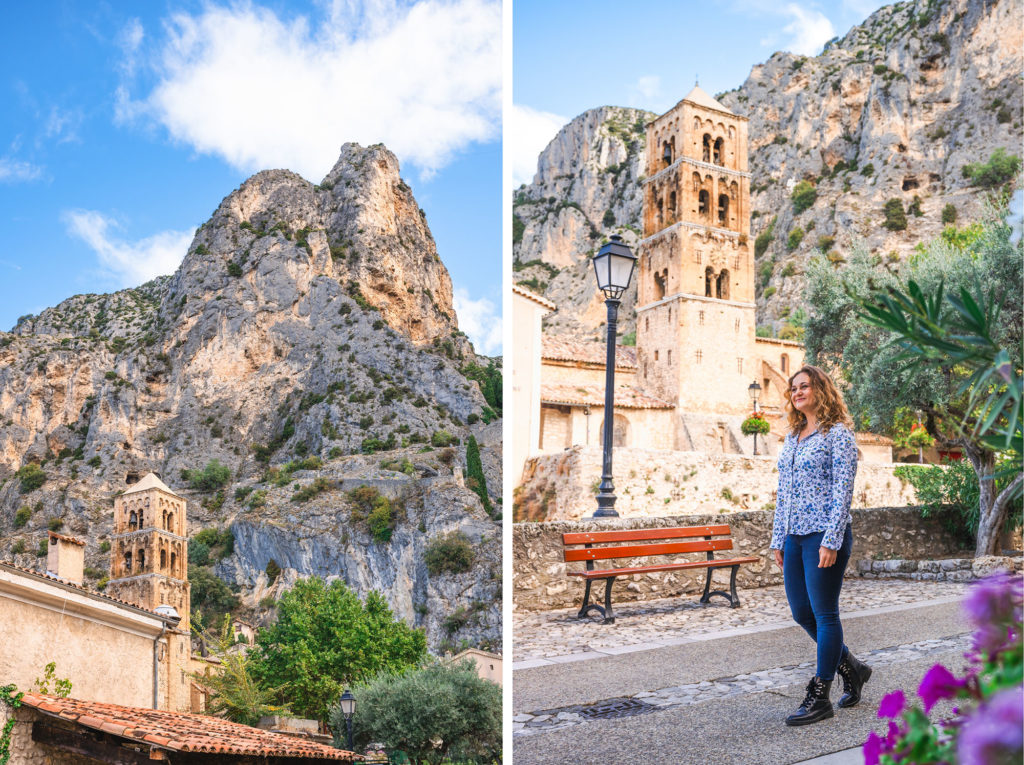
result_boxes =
[636,85,761,434]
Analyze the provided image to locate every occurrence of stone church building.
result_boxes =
[532,86,892,465]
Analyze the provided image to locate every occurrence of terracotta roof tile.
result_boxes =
[19,693,356,760]
[47,531,86,546]
[542,335,637,369]
[512,283,557,310]
[541,383,674,410]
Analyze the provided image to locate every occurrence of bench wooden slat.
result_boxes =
[563,524,732,545]
[567,556,760,579]
[564,538,732,562]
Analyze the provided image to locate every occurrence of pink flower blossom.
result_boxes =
[863,731,885,765]
[878,689,906,719]
[918,663,966,713]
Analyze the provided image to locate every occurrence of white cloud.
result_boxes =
[510,103,568,190]
[0,157,43,183]
[119,0,501,180]
[633,75,661,102]
[781,4,836,56]
[453,286,501,355]
[44,106,83,144]
[63,210,194,287]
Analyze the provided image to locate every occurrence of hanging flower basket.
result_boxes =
[741,411,771,436]
[906,423,936,449]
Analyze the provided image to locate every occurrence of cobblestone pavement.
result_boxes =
[513,634,971,737]
[514,579,970,665]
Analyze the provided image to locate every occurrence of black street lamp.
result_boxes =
[748,381,762,455]
[590,235,637,518]
[339,689,356,752]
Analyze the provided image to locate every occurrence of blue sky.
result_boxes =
[511,0,887,188]
[0,0,502,353]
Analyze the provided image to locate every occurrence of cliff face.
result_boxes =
[514,0,1022,337]
[513,106,655,340]
[0,143,501,652]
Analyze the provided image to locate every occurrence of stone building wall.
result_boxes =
[0,706,96,765]
[514,446,916,522]
[512,507,968,612]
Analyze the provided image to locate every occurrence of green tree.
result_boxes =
[330,660,501,764]
[464,435,492,515]
[804,215,1022,555]
[790,180,817,215]
[191,616,286,726]
[424,532,476,576]
[462,360,502,416]
[251,577,427,722]
[189,566,240,629]
[962,148,1022,188]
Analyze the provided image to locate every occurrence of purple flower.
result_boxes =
[963,573,1023,633]
[918,663,966,713]
[863,731,884,765]
[878,689,906,719]
[958,686,1024,765]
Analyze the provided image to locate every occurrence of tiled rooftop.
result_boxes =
[20,693,356,760]
[542,336,638,369]
[541,383,674,410]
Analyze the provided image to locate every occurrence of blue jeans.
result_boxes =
[783,526,853,681]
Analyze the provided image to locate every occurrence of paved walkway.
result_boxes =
[512,580,974,765]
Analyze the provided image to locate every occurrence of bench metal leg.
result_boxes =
[576,577,616,624]
[700,565,742,608]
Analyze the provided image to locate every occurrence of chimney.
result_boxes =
[47,532,86,585]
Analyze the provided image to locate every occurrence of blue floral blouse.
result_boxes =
[770,423,858,551]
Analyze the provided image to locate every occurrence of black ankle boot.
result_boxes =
[785,676,834,726]
[836,652,872,708]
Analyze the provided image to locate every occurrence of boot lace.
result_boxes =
[801,677,823,707]
[836,659,854,694]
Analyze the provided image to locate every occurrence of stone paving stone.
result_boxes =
[514,634,970,736]
[514,578,969,662]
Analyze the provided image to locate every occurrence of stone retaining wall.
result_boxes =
[854,555,1023,582]
[514,446,917,522]
[513,507,968,612]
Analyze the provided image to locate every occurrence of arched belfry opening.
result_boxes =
[702,134,711,163]
[655,268,667,300]
[698,190,709,217]
[705,266,715,297]
[717,269,731,300]
[657,196,664,226]
[662,141,673,167]
[128,510,138,531]
[718,194,729,226]
[714,137,724,166]
[669,191,677,221]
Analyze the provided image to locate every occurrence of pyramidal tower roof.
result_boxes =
[681,85,733,115]
[122,472,179,497]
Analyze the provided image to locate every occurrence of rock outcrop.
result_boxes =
[0,143,501,652]
[514,0,1022,337]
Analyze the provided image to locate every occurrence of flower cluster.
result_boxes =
[905,422,936,450]
[864,572,1023,765]
[741,411,771,436]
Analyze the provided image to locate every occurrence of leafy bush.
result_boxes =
[16,464,46,494]
[787,227,805,250]
[227,262,243,277]
[512,214,525,245]
[14,506,31,528]
[192,527,235,561]
[330,660,500,763]
[790,180,817,215]
[860,163,875,177]
[754,216,778,259]
[464,435,492,516]
[265,559,281,583]
[99,540,110,553]
[461,360,502,415]
[941,203,957,224]
[292,477,331,503]
[962,148,1021,188]
[424,532,476,576]
[184,460,232,491]
[431,429,457,447]
[189,540,211,567]
[247,490,267,508]
[883,198,908,231]
[189,566,240,630]
[47,518,63,532]
[348,486,400,543]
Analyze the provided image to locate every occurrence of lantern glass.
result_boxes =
[748,381,761,402]
[339,689,356,718]
[591,235,637,299]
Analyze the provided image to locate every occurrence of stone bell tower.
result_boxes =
[106,473,190,632]
[635,85,758,423]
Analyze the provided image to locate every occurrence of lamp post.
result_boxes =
[748,381,762,455]
[590,235,638,518]
[339,689,355,752]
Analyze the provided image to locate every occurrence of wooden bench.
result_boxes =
[563,524,759,623]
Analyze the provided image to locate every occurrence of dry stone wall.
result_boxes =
[515,446,916,522]
[512,507,967,612]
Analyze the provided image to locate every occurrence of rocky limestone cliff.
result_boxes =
[0,143,501,652]
[514,0,1022,338]
[513,106,655,340]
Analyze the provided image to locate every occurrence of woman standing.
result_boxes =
[770,365,872,726]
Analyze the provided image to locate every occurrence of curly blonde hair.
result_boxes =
[785,364,854,435]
